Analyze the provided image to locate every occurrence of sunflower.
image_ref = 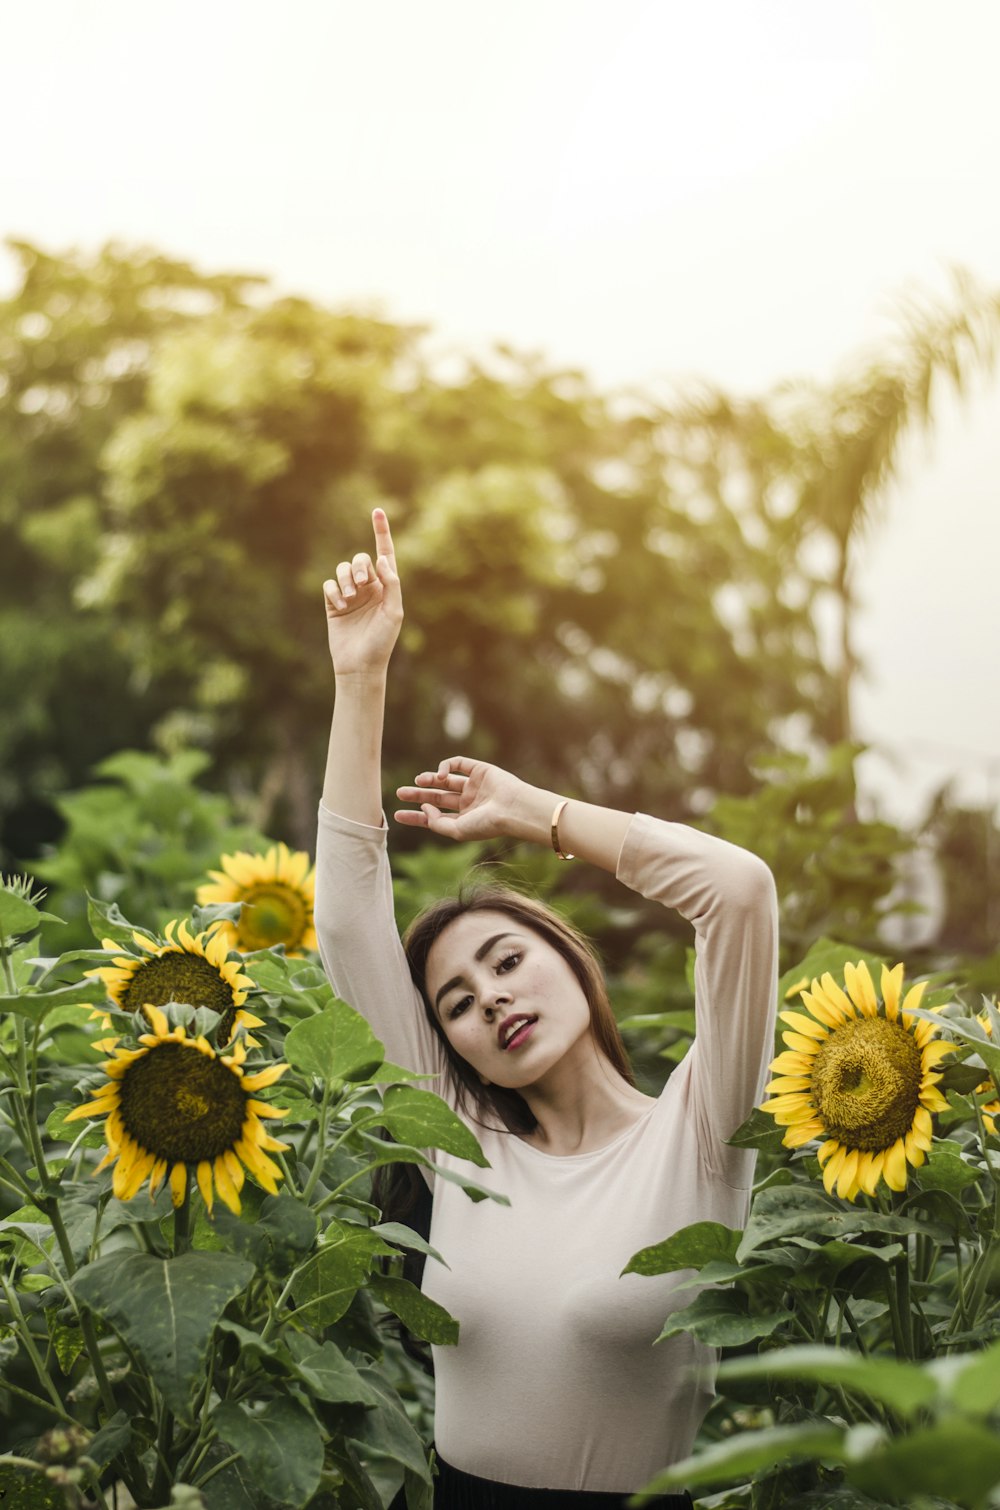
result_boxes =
[87,920,263,1043]
[65,1006,290,1214]
[197,843,317,955]
[760,961,954,1202]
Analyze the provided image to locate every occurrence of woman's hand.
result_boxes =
[324,508,403,677]
[394,756,535,843]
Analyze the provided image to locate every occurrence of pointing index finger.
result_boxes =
[372,507,396,563]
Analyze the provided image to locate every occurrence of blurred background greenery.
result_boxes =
[1,238,997,1016]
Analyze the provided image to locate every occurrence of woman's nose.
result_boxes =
[483,993,511,1019]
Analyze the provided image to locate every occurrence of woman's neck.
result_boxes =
[518,1043,655,1156]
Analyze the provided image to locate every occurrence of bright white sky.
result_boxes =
[2,0,998,823]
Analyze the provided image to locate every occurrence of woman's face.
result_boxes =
[424,909,593,1088]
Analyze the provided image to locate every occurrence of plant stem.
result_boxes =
[301,1077,333,1203]
[195,1452,242,1489]
[1,1376,76,1422]
[0,1273,66,1414]
[173,1186,192,1255]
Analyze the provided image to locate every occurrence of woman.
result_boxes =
[315,509,778,1509]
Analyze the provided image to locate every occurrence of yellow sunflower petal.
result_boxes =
[769,1050,814,1076]
[881,963,905,1022]
[197,1160,215,1214]
[844,961,878,1017]
[836,1148,860,1200]
[823,1145,847,1195]
[781,1032,823,1056]
[778,1010,829,1041]
[883,1138,908,1191]
[241,1064,289,1092]
[169,1163,188,1207]
[783,1121,825,1148]
[213,1156,241,1215]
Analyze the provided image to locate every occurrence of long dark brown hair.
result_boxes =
[372,880,636,1369]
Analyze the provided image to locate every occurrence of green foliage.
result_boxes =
[30,749,269,948]
[0,880,501,1507]
[707,743,913,959]
[626,953,1000,1509]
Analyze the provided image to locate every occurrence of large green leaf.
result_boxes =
[214,1397,324,1509]
[717,1344,938,1418]
[656,1289,787,1346]
[848,1418,1000,1506]
[289,1224,382,1327]
[934,1336,1000,1417]
[0,978,108,1023]
[350,1368,432,1482]
[284,1332,380,1406]
[370,1220,448,1267]
[368,1274,459,1344]
[623,1221,741,1277]
[284,999,385,1082]
[634,1422,845,1498]
[738,1184,948,1261]
[356,1132,508,1203]
[71,1249,254,1419]
[373,1086,489,1166]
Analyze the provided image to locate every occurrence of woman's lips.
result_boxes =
[498,1014,537,1050]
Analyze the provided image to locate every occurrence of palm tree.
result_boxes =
[790,269,1000,743]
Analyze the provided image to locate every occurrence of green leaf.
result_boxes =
[213,1192,319,1275]
[374,1085,489,1166]
[634,1422,845,1498]
[368,1274,460,1344]
[46,1311,85,1374]
[848,1418,1000,1506]
[284,999,385,1082]
[656,1288,788,1346]
[0,978,108,1023]
[913,1140,982,1195]
[717,1344,938,1418]
[0,1465,66,1510]
[350,1367,432,1482]
[71,1249,254,1419]
[284,1332,380,1405]
[934,1336,1000,1417]
[85,1409,132,1472]
[370,1221,448,1267]
[86,893,141,947]
[356,1131,509,1202]
[623,1221,741,1277]
[289,1225,380,1327]
[0,890,43,936]
[726,1106,790,1152]
[214,1396,324,1509]
[374,1061,436,1083]
[737,1183,948,1261]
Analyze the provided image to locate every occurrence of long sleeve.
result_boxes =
[615,813,778,1189]
[313,801,450,1094]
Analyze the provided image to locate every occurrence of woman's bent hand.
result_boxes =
[395,756,535,843]
[324,508,403,677]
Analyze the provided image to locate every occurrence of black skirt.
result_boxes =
[392,1455,694,1509]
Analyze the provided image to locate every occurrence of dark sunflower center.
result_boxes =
[237,883,307,951]
[811,1017,923,1152]
[117,1042,247,1163]
[119,951,237,1018]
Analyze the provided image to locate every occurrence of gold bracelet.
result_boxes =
[550,798,575,861]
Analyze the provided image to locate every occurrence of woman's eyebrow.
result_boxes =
[433,932,523,1014]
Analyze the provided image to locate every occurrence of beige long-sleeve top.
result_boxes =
[314,803,778,1494]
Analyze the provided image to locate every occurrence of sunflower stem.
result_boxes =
[301,1077,333,1203]
[841,1302,869,1356]
[0,920,17,994]
[173,1186,192,1255]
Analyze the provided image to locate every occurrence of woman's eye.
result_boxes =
[497,951,521,973]
[449,997,472,1019]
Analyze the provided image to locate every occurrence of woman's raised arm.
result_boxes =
[321,508,403,827]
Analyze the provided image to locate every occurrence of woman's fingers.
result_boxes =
[396,786,459,808]
[373,507,396,564]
